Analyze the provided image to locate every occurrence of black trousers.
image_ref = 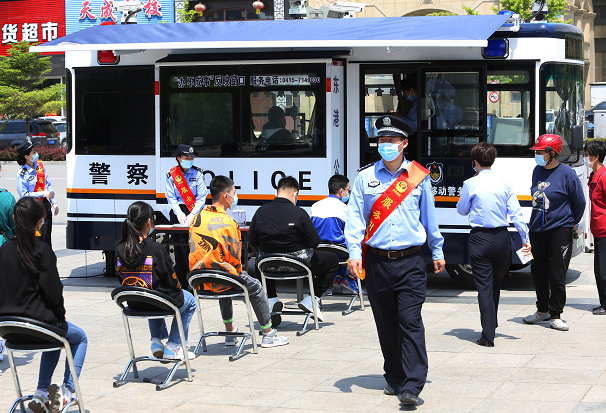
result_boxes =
[169,204,191,289]
[255,251,339,299]
[469,227,511,342]
[529,227,573,319]
[39,198,53,249]
[366,249,427,397]
[594,237,606,309]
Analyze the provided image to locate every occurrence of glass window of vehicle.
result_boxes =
[541,63,584,154]
[75,67,155,155]
[160,63,326,158]
[487,69,534,155]
[0,122,12,134]
[12,121,26,134]
[54,123,66,133]
[36,122,58,135]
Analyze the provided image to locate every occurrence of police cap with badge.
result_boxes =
[16,140,40,157]
[375,115,414,139]
[176,144,199,157]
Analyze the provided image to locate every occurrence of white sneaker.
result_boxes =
[163,342,196,360]
[268,297,283,313]
[550,319,569,331]
[298,295,324,322]
[28,390,50,413]
[225,327,238,346]
[261,329,289,348]
[48,384,73,413]
[523,311,551,324]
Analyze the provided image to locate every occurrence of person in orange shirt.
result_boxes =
[189,175,288,348]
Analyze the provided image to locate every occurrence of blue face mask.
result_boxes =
[181,159,193,169]
[31,153,39,162]
[148,226,155,236]
[378,142,402,162]
[472,161,477,173]
[535,154,547,167]
[342,194,350,203]
[227,193,238,209]
[407,95,414,102]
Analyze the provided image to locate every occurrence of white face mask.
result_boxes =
[584,156,595,168]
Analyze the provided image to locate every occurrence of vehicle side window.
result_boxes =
[0,122,12,134]
[12,122,26,134]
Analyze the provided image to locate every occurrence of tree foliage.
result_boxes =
[177,0,198,23]
[0,42,65,137]
[491,0,568,22]
[427,6,479,16]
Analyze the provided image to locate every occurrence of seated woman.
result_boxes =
[0,197,87,413]
[116,201,197,360]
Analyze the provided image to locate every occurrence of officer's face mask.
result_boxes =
[180,158,194,169]
[226,192,238,209]
[31,152,39,162]
[406,90,416,102]
[378,141,403,162]
[535,153,548,167]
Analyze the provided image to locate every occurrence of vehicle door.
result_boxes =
[0,121,13,149]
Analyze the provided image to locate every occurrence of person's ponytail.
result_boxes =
[13,197,46,273]
[118,201,155,266]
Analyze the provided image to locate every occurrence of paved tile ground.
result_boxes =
[1,164,605,412]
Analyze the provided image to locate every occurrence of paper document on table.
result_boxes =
[516,248,533,265]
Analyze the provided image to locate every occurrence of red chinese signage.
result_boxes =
[0,0,66,56]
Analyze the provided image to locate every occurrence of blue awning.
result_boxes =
[31,15,510,53]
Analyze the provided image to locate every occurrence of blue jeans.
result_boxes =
[148,290,196,345]
[38,321,87,393]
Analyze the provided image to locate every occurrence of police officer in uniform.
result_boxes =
[165,144,208,287]
[345,115,445,406]
[16,141,59,247]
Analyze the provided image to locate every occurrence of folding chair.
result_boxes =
[187,269,258,361]
[0,316,85,413]
[256,253,320,336]
[111,286,193,391]
[316,243,365,315]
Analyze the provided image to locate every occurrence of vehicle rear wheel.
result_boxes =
[445,264,477,289]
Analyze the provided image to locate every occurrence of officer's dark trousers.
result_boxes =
[529,227,573,319]
[169,204,191,290]
[594,237,606,309]
[366,249,427,397]
[469,227,511,342]
[39,198,53,248]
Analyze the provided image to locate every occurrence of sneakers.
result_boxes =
[593,306,606,315]
[550,319,569,331]
[298,295,324,322]
[0,338,4,362]
[261,329,289,348]
[225,327,239,346]
[48,384,73,413]
[163,342,196,360]
[341,277,360,295]
[28,390,50,413]
[268,296,283,328]
[523,311,551,324]
[332,276,344,294]
[151,338,164,358]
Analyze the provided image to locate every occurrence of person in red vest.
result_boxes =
[345,115,445,406]
[165,144,208,288]
[16,141,59,248]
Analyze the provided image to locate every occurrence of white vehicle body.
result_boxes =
[32,16,587,281]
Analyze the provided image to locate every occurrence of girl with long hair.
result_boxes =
[116,201,196,360]
[0,197,87,413]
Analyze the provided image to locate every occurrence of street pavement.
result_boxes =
[0,163,605,412]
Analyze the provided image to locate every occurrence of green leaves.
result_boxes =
[496,0,568,22]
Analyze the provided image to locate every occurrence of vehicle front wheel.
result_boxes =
[445,264,477,289]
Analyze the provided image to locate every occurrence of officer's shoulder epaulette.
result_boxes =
[357,162,376,173]
[19,167,27,176]
[191,165,202,172]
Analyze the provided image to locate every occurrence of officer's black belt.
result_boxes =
[368,245,421,259]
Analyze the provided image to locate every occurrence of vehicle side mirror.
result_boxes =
[571,125,583,151]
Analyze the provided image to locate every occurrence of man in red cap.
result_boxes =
[523,134,585,331]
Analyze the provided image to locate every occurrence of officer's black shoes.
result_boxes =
[384,383,400,395]
[397,390,418,405]
[476,337,495,347]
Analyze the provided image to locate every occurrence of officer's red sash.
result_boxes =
[34,161,46,194]
[170,166,195,212]
[361,161,429,268]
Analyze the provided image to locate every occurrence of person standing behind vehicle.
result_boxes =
[0,197,87,412]
[310,174,358,294]
[457,142,531,347]
[16,141,59,248]
[523,134,585,331]
[345,115,445,406]
[585,140,606,315]
[165,144,208,288]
